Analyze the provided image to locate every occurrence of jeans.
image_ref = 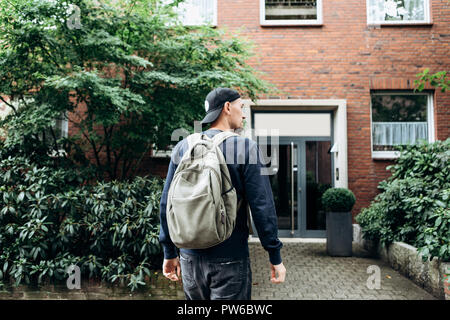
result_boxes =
[179,252,252,300]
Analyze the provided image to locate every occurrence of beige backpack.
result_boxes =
[166,131,244,249]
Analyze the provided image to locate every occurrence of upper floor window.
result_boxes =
[40,112,68,157]
[174,0,217,26]
[367,0,431,25]
[371,91,434,159]
[41,111,68,145]
[260,0,323,26]
[5,97,68,157]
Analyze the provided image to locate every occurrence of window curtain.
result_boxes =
[368,0,425,22]
[368,0,386,21]
[372,122,428,146]
[178,0,215,25]
[404,0,425,20]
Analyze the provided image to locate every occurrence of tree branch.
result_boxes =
[0,96,17,114]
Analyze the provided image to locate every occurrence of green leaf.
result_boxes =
[435,200,446,208]
[434,216,442,227]
[18,192,25,202]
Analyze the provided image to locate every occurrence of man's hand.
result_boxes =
[270,262,286,284]
[163,257,181,282]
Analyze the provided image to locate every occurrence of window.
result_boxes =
[40,110,68,157]
[260,0,323,26]
[173,0,217,26]
[0,99,12,140]
[1,97,68,156]
[367,0,431,25]
[370,92,434,159]
[41,111,68,144]
[0,99,11,120]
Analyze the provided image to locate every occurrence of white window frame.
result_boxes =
[366,0,431,26]
[370,91,435,160]
[260,0,323,26]
[175,0,217,27]
[44,110,69,158]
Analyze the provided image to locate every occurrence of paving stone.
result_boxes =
[249,242,438,300]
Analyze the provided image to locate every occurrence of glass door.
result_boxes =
[254,139,301,237]
[269,142,299,237]
[251,137,333,238]
[301,140,332,237]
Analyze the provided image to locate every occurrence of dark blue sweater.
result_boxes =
[158,129,283,265]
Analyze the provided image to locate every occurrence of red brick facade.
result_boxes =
[217,0,449,218]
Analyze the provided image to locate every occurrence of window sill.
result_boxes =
[48,149,67,158]
[372,152,400,160]
[151,153,171,158]
[183,24,217,28]
[151,148,173,158]
[367,22,433,27]
[260,21,323,27]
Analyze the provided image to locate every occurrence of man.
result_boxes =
[159,87,286,300]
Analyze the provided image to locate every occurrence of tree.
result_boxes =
[0,0,274,181]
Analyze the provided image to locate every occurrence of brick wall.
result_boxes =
[215,0,450,218]
[0,273,184,300]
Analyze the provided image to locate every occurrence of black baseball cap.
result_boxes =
[201,88,241,124]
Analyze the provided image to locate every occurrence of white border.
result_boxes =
[366,0,431,26]
[370,91,435,160]
[242,98,348,189]
[260,0,323,26]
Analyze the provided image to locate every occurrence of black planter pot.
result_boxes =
[326,211,352,257]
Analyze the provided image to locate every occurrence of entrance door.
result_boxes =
[263,140,300,237]
[301,139,332,238]
[251,137,332,238]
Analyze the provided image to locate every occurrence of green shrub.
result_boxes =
[0,153,165,291]
[356,138,450,262]
[321,188,356,212]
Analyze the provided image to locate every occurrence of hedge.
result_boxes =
[356,138,450,262]
[0,154,165,291]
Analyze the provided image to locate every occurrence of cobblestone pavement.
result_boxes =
[248,241,437,300]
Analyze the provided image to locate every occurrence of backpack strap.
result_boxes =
[179,133,204,163]
[186,132,202,152]
[211,131,252,233]
[211,131,239,147]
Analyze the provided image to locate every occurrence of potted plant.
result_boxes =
[321,188,356,257]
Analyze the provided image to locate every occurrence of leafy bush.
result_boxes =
[356,138,450,262]
[321,188,356,212]
[0,153,165,291]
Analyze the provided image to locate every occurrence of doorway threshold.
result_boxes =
[249,236,326,244]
